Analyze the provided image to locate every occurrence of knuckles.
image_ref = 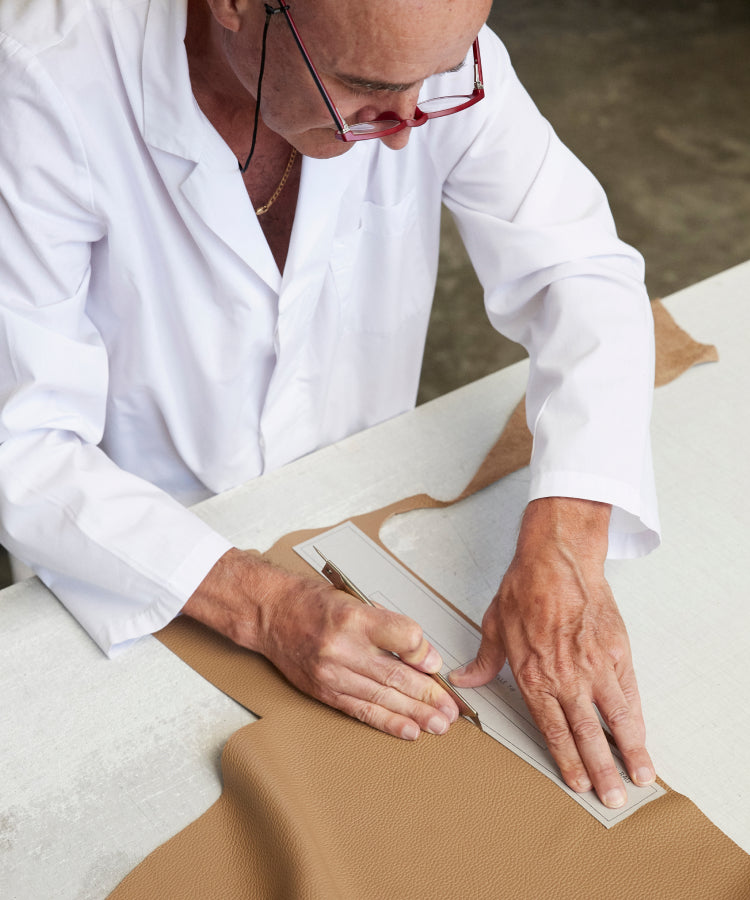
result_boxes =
[398,620,426,657]
[346,697,379,729]
[514,656,577,696]
[305,652,338,690]
[380,659,411,693]
[542,721,575,750]
[324,594,366,632]
[568,716,605,744]
[602,703,632,730]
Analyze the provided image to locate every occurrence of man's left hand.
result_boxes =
[450,496,656,808]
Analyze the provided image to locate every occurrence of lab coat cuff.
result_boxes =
[105,530,233,657]
[528,471,661,560]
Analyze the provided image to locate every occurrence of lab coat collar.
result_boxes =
[180,159,283,291]
[142,0,203,162]
[175,134,363,296]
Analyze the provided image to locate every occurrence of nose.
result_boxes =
[352,86,422,151]
[379,126,412,151]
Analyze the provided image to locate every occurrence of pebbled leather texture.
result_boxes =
[109,305,749,899]
[112,616,750,899]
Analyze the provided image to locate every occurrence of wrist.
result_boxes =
[182,547,271,651]
[518,497,611,563]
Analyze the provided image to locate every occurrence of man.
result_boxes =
[0,0,658,809]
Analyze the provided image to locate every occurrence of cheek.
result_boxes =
[261,74,334,131]
[258,81,350,158]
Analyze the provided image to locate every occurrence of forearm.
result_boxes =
[182,547,272,652]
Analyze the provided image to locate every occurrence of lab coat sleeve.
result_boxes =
[435,29,659,558]
[0,34,232,654]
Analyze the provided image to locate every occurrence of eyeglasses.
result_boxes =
[270,1,485,142]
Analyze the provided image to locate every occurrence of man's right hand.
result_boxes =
[182,548,459,740]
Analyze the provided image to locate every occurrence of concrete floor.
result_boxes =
[1,0,748,588]
[419,0,750,401]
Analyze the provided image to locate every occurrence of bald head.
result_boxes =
[292,0,493,85]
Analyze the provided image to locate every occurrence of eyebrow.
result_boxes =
[334,59,466,94]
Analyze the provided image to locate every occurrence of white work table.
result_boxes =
[2,262,749,898]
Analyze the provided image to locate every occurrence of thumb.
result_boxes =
[449,633,507,688]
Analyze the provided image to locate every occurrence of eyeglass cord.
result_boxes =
[239,4,281,174]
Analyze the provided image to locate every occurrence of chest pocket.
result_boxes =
[329,190,435,335]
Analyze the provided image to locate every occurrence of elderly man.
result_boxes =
[0,0,658,809]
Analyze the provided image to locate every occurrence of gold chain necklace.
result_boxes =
[254,146,298,217]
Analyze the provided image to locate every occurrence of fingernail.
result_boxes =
[423,647,441,672]
[426,714,449,735]
[574,778,593,793]
[402,723,420,741]
[635,767,655,786]
[440,704,458,723]
[603,788,627,809]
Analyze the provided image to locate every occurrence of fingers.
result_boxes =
[596,668,655,789]
[540,692,628,808]
[527,670,654,808]
[448,616,507,688]
[303,602,460,738]
[364,641,459,721]
[367,610,443,673]
[327,665,458,741]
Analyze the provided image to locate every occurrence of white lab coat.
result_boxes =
[0,0,658,655]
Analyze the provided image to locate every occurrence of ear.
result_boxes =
[206,0,249,34]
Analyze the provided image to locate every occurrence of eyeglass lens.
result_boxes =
[345,94,477,137]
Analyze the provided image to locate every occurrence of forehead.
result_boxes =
[291,0,491,83]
